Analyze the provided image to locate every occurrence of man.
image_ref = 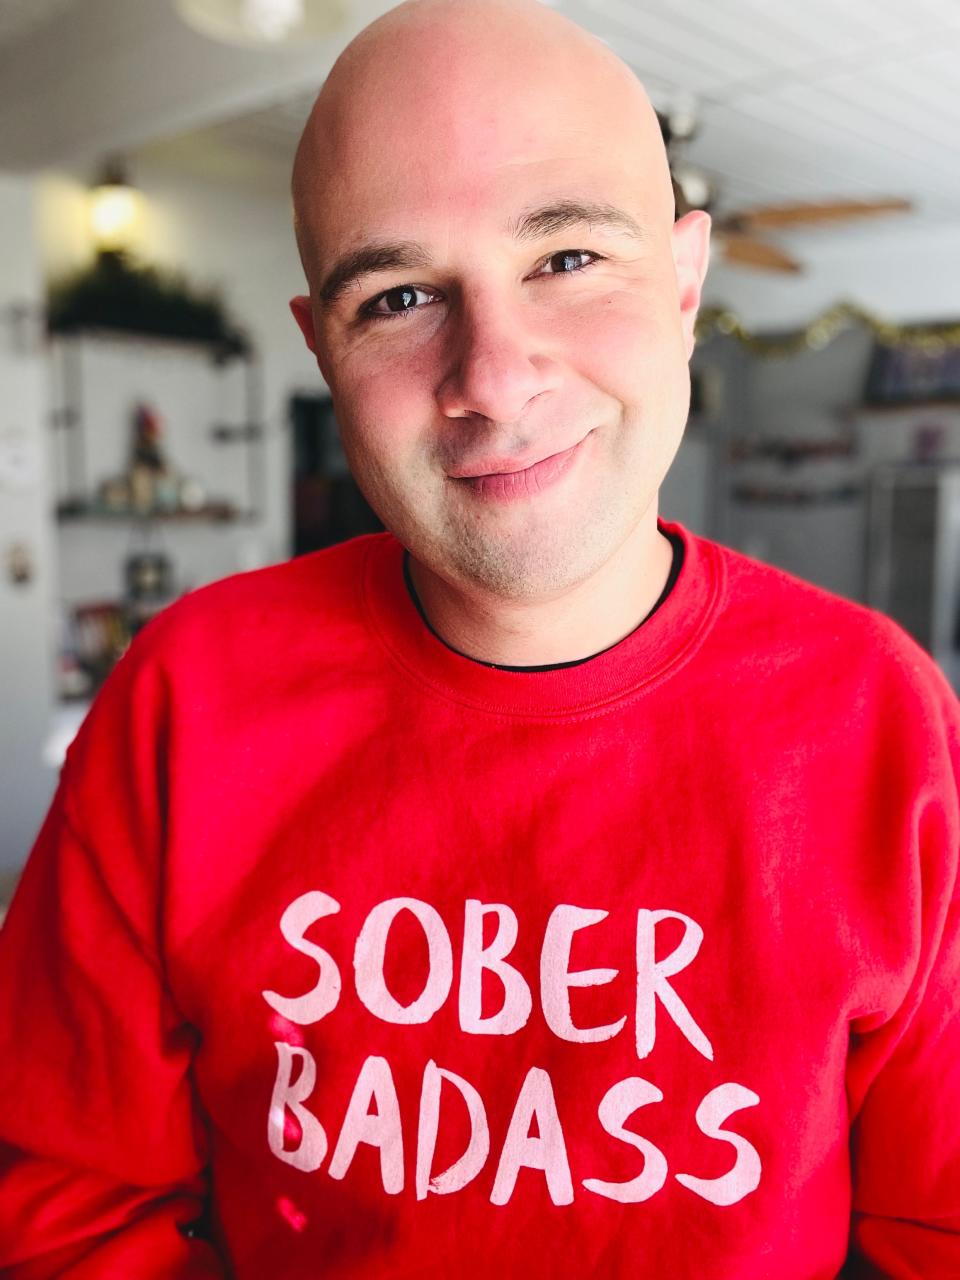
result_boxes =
[0,0,958,1275]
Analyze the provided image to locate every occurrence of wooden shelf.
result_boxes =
[55,505,254,523]
[49,325,247,361]
[854,399,960,415]
[49,329,264,520]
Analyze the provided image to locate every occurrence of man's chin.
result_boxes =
[440,535,604,603]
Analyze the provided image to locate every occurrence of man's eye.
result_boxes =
[362,285,438,322]
[535,249,603,276]
[358,250,603,323]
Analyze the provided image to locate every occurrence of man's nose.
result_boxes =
[435,297,557,422]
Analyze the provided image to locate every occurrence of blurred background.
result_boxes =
[2,0,960,896]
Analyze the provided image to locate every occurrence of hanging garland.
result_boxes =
[696,300,960,358]
[47,250,251,362]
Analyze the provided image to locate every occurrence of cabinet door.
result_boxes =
[866,464,938,650]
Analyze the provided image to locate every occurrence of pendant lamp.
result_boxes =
[90,159,143,257]
[174,0,345,48]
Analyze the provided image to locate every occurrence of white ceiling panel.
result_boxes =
[580,22,738,96]
[584,0,767,83]
[624,0,812,72]
[754,88,956,204]
[0,0,76,48]
[823,70,960,150]
[871,0,960,28]
[871,54,960,127]
[736,0,912,59]
[686,104,902,201]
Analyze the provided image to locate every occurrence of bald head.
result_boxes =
[292,0,674,280]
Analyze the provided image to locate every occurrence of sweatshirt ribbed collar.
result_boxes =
[362,516,726,719]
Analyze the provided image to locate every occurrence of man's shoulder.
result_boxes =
[702,530,957,720]
[129,532,388,668]
[708,532,875,627]
[60,534,395,791]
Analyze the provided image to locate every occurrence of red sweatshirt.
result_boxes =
[1,515,959,1278]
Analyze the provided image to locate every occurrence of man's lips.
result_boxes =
[448,432,592,502]
[448,439,585,479]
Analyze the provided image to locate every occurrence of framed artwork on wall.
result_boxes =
[864,327,960,406]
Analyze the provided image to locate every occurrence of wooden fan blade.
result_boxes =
[721,232,803,274]
[721,198,911,232]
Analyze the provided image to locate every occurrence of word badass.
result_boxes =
[267,1049,762,1207]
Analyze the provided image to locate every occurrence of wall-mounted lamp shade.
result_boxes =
[90,176,143,254]
[174,0,345,47]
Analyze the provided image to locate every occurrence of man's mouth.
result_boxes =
[449,435,588,479]
[448,432,592,502]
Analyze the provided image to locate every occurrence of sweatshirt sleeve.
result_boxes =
[844,642,960,1278]
[0,620,225,1276]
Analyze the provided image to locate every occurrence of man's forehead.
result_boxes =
[318,89,633,198]
[323,166,652,237]
[292,0,673,277]
[304,133,659,247]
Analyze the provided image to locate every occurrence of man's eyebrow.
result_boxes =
[507,199,649,245]
[319,242,434,311]
[316,199,649,311]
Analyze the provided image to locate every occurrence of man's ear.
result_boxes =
[290,295,318,354]
[290,294,334,384]
[671,210,711,360]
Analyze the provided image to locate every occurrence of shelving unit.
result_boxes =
[723,422,862,509]
[866,461,960,690]
[49,327,264,521]
[57,505,247,523]
[46,327,266,702]
[860,398,960,414]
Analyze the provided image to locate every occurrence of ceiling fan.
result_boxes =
[656,108,912,274]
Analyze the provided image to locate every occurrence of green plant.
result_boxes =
[47,251,250,362]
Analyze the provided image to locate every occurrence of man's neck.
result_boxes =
[406,515,675,668]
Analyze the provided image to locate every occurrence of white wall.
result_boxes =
[0,164,324,880]
[0,173,57,881]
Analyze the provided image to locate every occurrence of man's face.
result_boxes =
[292,9,709,602]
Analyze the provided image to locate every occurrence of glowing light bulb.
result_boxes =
[175,0,342,47]
[242,0,304,40]
[89,170,142,254]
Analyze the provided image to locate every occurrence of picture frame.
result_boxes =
[864,326,960,406]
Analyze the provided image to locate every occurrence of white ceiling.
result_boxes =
[593,0,960,225]
[0,0,387,172]
[0,0,74,46]
[2,0,960,237]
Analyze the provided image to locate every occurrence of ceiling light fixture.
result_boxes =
[174,0,345,48]
[674,167,713,212]
[89,158,143,258]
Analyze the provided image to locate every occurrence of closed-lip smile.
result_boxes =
[449,435,588,479]
[448,431,593,501]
